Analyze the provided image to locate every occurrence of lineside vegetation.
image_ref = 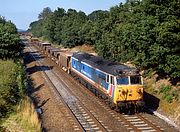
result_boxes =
[0,16,40,131]
[29,0,180,79]
[28,0,179,125]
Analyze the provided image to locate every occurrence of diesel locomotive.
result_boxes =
[71,52,144,113]
[33,39,145,113]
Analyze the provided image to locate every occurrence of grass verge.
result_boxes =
[1,97,41,132]
[144,72,180,125]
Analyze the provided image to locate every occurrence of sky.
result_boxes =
[0,0,125,30]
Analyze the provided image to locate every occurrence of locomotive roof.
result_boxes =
[72,52,139,76]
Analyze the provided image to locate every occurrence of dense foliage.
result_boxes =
[0,16,25,119]
[0,60,26,118]
[29,0,180,78]
[0,16,22,59]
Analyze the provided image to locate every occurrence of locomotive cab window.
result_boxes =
[130,76,142,85]
[117,77,129,85]
[106,75,109,83]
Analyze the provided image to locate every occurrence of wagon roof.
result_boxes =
[41,44,51,47]
[46,46,53,50]
[41,42,51,45]
[60,51,73,57]
[50,47,60,51]
[72,52,138,76]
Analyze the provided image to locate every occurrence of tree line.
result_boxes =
[29,0,180,79]
[0,16,26,119]
[0,16,22,59]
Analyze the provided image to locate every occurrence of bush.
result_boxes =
[159,84,179,103]
[172,90,179,101]
[0,16,22,59]
[0,60,26,118]
[165,95,173,103]
[160,85,172,94]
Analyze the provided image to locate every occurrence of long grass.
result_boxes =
[16,97,41,132]
[0,60,41,131]
[1,98,42,132]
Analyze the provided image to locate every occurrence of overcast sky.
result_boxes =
[0,0,125,30]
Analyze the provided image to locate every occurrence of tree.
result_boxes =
[29,0,180,78]
[0,17,21,59]
[38,7,52,19]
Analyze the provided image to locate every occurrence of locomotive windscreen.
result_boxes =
[117,75,142,85]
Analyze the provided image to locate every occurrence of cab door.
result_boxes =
[107,75,115,97]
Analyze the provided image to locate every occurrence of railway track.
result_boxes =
[26,43,177,132]
[28,45,108,131]
[52,65,164,132]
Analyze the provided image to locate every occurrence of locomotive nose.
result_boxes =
[117,85,143,101]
